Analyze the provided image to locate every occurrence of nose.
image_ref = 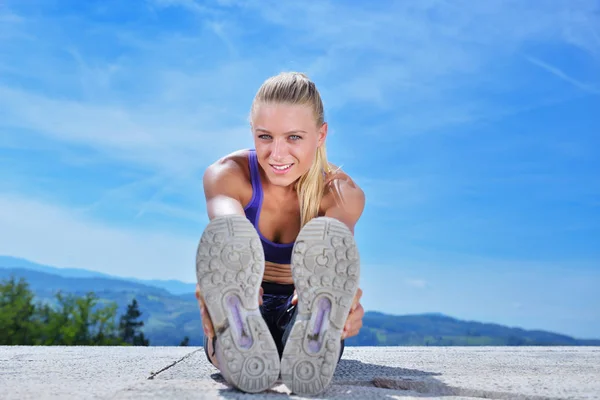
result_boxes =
[270,138,288,162]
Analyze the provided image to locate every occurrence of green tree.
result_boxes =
[1,276,154,346]
[119,299,149,346]
[1,276,126,346]
[39,292,123,345]
[0,277,40,345]
[91,301,122,345]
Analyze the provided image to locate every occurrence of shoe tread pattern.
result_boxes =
[280,217,360,396]
[196,215,280,393]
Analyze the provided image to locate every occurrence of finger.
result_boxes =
[202,316,215,338]
[351,288,363,312]
[346,320,363,339]
[344,316,355,334]
[342,322,351,339]
[344,303,364,332]
[198,297,206,315]
[352,303,365,320]
[198,299,215,338]
[206,323,215,338]
[200,312,210,337]
[259,287,264,306]
[197,286,207,309]
[343,312,363,338]
[200,306,210,325]
[291,290,298,305]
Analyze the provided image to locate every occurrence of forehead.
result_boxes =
[252,103,317,131]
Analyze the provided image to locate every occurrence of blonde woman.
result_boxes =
[195,72,365,395]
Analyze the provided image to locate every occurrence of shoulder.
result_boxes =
[203,149,252,194]
[320,165,365,229]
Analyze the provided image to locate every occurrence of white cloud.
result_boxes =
[0,85,252,172]
[526,55,600,94]
[1,0,598,175]
[144,0,600,135]
[0,194,200,282]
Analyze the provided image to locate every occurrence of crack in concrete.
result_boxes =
[146,349,202,380]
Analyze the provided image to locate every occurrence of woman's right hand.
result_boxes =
[195,284,215,340]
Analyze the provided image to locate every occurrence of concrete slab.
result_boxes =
[1,346,599,399]
[0,346,193,399]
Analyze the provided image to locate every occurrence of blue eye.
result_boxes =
[258,134,272,140]
[289,135,302,140]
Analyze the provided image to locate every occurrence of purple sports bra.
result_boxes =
[244,150,295,264]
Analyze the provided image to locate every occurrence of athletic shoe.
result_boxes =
[280,217,360,396]
[196,214,280,393]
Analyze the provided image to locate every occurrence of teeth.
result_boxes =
[273,164,291,170]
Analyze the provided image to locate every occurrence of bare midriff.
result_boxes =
[263,261,294,285]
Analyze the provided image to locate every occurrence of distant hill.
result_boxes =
[1,257,599,347]
[346,311,600,346]
[0,267,201,346]
[0,255,197,294]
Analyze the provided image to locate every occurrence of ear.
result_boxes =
[317,122,328,147]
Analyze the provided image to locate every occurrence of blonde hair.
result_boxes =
[251,72,331,227]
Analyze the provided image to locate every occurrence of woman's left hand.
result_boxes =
[342,287,364,339]
[291,287,364,339]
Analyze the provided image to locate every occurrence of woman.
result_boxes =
[195,72,365,395]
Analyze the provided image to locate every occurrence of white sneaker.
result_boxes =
[280,217,360,396]
[196,214,280,393]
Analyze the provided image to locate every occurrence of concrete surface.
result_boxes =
[1,346,599,399]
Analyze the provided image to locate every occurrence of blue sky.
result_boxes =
[0,0,599,338]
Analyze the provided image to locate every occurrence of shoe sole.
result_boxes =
[196,214,280,393]
[280,217,360,396]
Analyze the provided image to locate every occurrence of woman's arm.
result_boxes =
[198,156,249,367]
[323,172,366,340]
[203,158,247,219]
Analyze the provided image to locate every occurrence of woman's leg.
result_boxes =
[280,217,359,396]
[196,215,280,393]
[260,281,296,357]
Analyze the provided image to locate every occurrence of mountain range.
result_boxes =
[1,255,598,346]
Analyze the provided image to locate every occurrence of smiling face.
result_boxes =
[251,103,327,188]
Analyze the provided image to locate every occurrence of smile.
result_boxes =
[270,163,293,174]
